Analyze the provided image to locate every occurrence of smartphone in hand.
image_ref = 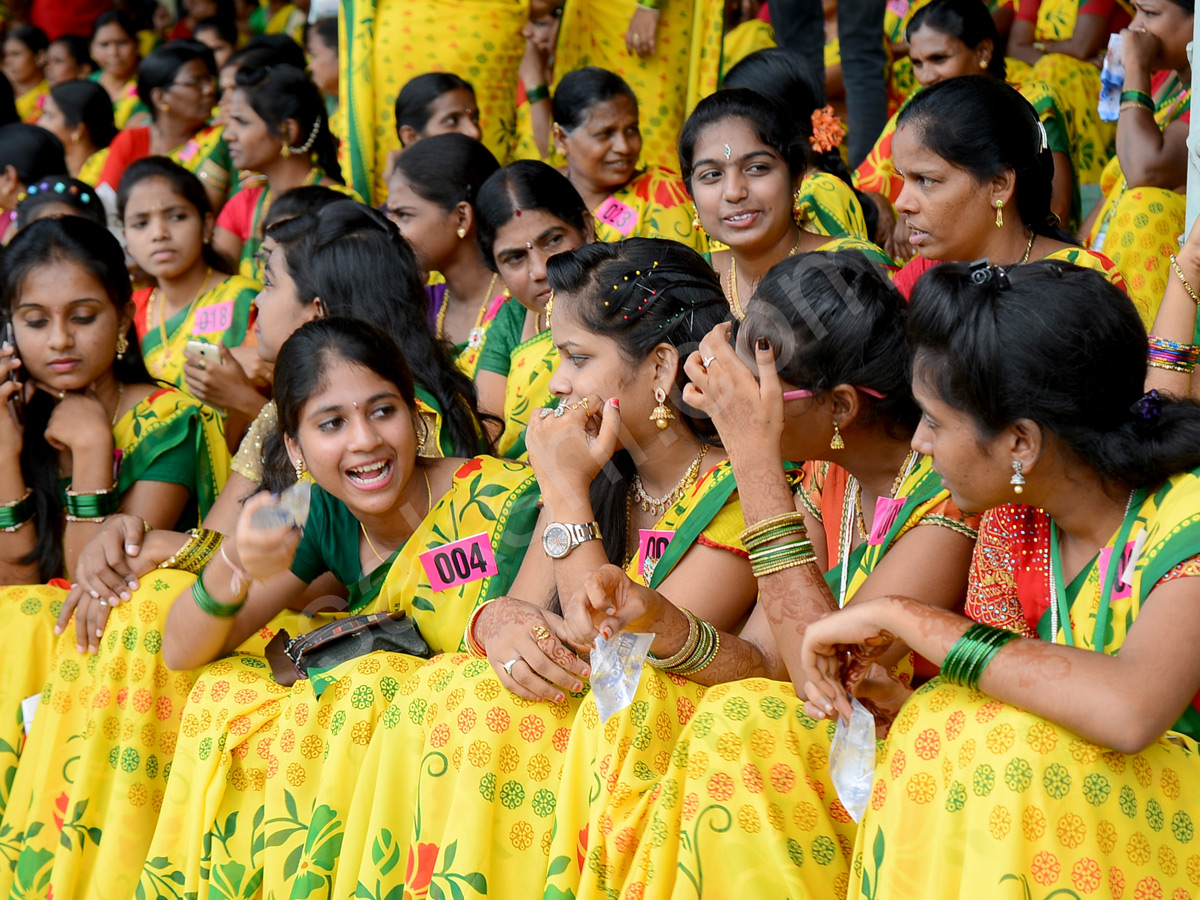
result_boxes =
[3,320,22,423]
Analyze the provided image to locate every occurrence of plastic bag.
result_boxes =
[590,631,655,723]
[1099,33,1125,122]
[829,697,877,822]
[250,480,312,531]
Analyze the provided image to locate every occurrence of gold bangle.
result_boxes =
[1170,254,1200,303]
[65,514,108,523]
[0,488,32,508]
[1119,100,1153,113]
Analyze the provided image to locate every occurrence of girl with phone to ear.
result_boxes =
[119,156,262,447]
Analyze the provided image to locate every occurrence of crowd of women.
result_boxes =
[0,0,1196,896]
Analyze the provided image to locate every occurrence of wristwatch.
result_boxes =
[542,521,602,559]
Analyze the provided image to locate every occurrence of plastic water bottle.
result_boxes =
[1099,33,1125,123]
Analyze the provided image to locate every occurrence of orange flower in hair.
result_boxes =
[810,106,846,154]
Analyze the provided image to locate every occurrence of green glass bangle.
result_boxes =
[526,83,550,104]
[957,631,1006,687]
[748,538,814,561]
[0,490,33,532]
[963,630,1019,690]
[191,573,245,619]
[1120,89,1153,107]
[744,524,809,552]
[65,490,120,519]
[636,0,661,9]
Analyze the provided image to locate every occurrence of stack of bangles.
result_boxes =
[64,484,119,523]
[191,570,245,618]
[1169,254,1200,303]
[647,606,720,675]
[159,528,224,574]
[941,622,1020,691]
[0,488,33,532]
[1119,89,1153,114]
[1147,334,1200,373]
[463,598,495,657]
[741,511,817,578]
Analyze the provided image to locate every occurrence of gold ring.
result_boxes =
[578,397,590,415]
[532,625,553,642]
[197,359,207,370]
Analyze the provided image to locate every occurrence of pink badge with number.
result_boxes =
[1097,540,1137,601]
[638,529,675,583]
[192,301,234,335]
[420,532,499,591]
[595,196,640,237]
[868,496,907,546]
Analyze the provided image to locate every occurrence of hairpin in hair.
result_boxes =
[968,259,1011,290]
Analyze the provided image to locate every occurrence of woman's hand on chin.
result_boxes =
[526,394,620,508]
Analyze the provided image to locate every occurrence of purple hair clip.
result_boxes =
[1131,389,1162,424]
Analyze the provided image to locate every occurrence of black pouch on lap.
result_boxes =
[265,610,436,687]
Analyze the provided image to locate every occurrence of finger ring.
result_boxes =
[98,599,108,607]
[553,405,566,418]
[532,625,553,642]
[539,407,553,419]
[578,397,590,415]
[702,355,716,368]
[197,359,207,370]
[501,657,521,676]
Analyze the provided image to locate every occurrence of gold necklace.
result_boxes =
[360,466,434,564]
[630,444,710,519]
[727,231,803,320]
[436,272,499,343]
[149,267,214,365]
[1019,229,1036,264]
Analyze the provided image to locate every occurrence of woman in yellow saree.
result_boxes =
[4,26,49,124]
[681,90,895,322]
[339,0,531,204]
[794,260,1200,898]
[551,68,707,253]
[0,217,228,825]
[276,237,754,899]
[88,11,150,130]
[542,250,978,900]
[886,77,1132,309]
[97,41,233,214]
[119,158,259,427]
[472,161,594,459]
[722,48,874,242]
[552,0,723,172]
[1083,0,1191,328]
[854,0,1079,256]
[213,64,354,282]
[381,134,507,379]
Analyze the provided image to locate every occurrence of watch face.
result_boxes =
[543,523,571,558]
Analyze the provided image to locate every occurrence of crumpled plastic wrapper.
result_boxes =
[250,480,312,531]
[590,632,655,723]
[829,696,877,822]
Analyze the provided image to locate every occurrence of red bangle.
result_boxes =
[463,599,495,657]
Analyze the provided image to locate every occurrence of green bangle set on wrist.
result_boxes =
[941,623,1020,690]
[1120,89,1154,108]
[191,571,245,619]
[64,484,119,520]
[525,83,550,104]
[0,489,33,532]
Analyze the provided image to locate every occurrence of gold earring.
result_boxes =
[792,189,805,226]
[161,102,170,112]
[115,333,128,360]
[994,200,1004,228]
[649,387,674,430]
[1010,460,1025,494]
[691,206,703,234]
[280,143,291,158]
[456,226,467,239]
[830,419,845,450]
[294,457,306,480]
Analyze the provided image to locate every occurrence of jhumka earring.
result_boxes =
[793,189,805,226]
[294,457,306,480]
[115,333,128,360]
[994,200,1004,228]
[691,206,703,234]
[456,227,467,239]
[1010,460,1025,494]
[649,387,674,429]
[830,419,845,450]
